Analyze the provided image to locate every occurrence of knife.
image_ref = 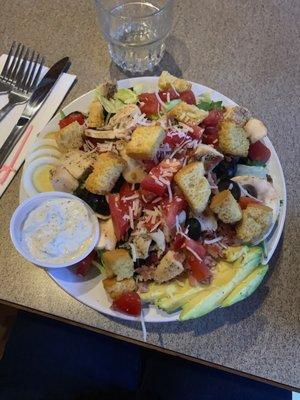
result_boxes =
[0,57,70,168]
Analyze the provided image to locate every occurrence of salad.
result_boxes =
[23,71,280,320]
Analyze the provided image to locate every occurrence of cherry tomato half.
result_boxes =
[248,141,271,163]
[59,111,85,129]
[75,250,96,277]
[113,292,141,316]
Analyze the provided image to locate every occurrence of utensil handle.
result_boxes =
[0,101,16,123]
[0,122,28,168]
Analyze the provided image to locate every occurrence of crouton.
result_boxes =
[50,166,78,193]
[85,152,125,195]
[55,121,84,152]
[168,102,208,125]
[61,150,96,180]
[87,100,105,128]
[218,121,249,157]
[126,125,165,160]
[132,235,151,259]
[102,249,134,281]
[158,71,192,92]
[103,277,136,300]
[210,190,242,224]
[224,106,251,126]
[153,251,184,283]
[236,204,273,242]
[174,162,211,215]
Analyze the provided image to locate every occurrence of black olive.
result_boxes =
[237,157,249,165]
[185,218,202,240]
[87,194,110,215]
[213,159,237,180]
[73,187,90,202]
[244,184,257,198]
[111,175,125,193]
[218,179,241,201]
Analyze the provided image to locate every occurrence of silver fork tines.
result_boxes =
[0,43,44,122]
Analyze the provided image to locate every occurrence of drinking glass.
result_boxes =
[94,0,174,73]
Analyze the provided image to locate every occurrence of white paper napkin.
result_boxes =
[0,54,76,197]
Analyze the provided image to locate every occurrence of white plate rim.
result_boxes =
[19,76,287,323]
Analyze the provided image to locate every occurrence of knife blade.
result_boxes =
[0,57,70,168]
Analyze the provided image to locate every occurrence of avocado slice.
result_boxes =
[223,245,248,262]
[179,247,262,321]
[222,264,268,307]
[140,281,180,303]
[157,280,206,313]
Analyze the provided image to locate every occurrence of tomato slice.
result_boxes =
[138,93,161,116]
[107,194,130,241]
[184,237,206,258]
[142,159,158,173]
[158,88,180,102]
[112,292,141,316]
[239,196,262,209]
[186,254,212,282]
[161,196,188,229]
[75,250,96,277]
[179,90,196,105]
[188,125,204,140]
[202,128,219,146]
[59,111,85,129]
[248,141,271,163]
[202,109,223,127]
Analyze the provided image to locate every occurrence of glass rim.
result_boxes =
[96,0,173,19]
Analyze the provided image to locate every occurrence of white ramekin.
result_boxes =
[10,191,100,268]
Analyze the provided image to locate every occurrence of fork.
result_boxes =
[0,46,44,123]
[0,42,30,95]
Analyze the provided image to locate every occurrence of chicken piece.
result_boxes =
[244,118,267,143]
[119,144,147,183]
[61,150,96,180]
[158,71,192,92]
[87,100,105,128]
[85,152,125,195]
[153,251,184,283]
[223,106,251,126]
[108,104,141,130]
[210,190,242,224]
[218,121,249,157]
[168,102,208,125]
[96,218,117,251]
[193,144,224,170]
[50,166,78,192]
[55,121,84,153]
[103,277,136,300]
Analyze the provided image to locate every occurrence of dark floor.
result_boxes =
[0,311,292,400]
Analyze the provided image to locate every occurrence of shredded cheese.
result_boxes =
[186,246,203,261]
[204,237,223,244]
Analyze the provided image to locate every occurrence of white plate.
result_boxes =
[20,77,287,322]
